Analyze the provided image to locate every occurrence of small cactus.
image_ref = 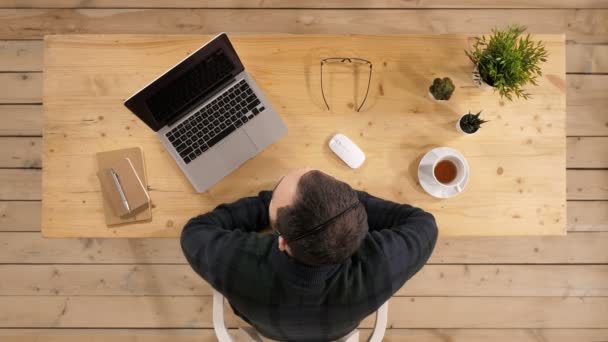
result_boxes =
[429,77,455,101]
[459,110,488,134]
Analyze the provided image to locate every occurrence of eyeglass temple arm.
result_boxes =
[320,61,330,110]
[356,64,373,112]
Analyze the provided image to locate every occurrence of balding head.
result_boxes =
[269,167,313,225]
[269,169,368,266]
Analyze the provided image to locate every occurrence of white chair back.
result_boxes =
[212,289,388,342]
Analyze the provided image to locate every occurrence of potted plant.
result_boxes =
[465,25,548,100]
[428,77,455,101]
[457,111,487,135]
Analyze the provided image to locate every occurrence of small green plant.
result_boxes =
[465,25,548,100]
[459,110,488,134]
[429,77,455,100]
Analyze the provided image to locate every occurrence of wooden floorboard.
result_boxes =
[567,137,608,168]
[0,105,42,136]
[0,137,41,167]
[567,201,608,231]
[0,169,40,200]
[0,73,41,103]
[2,0,608,9]
[0,201,40,231]
[431,232,608,264]
[567,43,608,74]
[0,329,223,342]
[0,40,42,71]
[2,329,608,342]
[1,296,607,328]
[567,75,608,136]
[0,9,606,42]
[1,264,606,297]
[567,170,608,200]
[2,232,608,264]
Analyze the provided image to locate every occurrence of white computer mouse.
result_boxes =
[329,133,366,169]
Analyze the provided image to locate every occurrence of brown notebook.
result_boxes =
[98,159,149,216]
[96,147,152,226]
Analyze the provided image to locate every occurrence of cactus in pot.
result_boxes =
[429,77,455,101]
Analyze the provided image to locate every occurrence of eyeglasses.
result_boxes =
[320,57,373,112]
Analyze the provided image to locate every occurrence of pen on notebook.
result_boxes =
[110,168,130,213]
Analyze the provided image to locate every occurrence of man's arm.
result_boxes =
[180,191,273,290]
[357,191,438,291]
[188,190,273,233]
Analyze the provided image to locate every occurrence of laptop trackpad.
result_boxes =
[216,129,258,169]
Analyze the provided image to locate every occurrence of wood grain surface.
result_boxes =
[2,0,608,8]
[1,264,606,297]
[0,72,41,103]
[0,202,41,231]
[2,329,608,342]
[567,201,608,231]
[0,9,607,42]
[1,296,607,328]
[4,232,608,264]
[4,199,606,232]
[42,34,567,237]
[0,2,607,340]
[0,137,41,167]
[0,169,40,200]
[0,40,43,71]
[2,39,606,74]
[0,105,42,136]
[567,170,608,200]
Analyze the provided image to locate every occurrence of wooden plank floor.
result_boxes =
[0,2,607,341]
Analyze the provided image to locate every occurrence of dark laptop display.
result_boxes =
[146,49,235,125]
[124,34,245,131]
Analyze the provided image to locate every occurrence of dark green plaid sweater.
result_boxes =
[181,190,437,342]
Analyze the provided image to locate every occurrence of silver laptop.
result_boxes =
[124,33,287,192]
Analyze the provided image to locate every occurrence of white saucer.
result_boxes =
[418,147,469,199]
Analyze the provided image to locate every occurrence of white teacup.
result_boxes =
[432,155,467,193]
[418,147,470,198]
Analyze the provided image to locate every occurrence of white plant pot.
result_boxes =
[456,114,479,135]
[428,90,448,102]
[472,66,494,90]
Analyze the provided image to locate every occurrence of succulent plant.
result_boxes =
[459,111,488,134]
[429,77,455,101]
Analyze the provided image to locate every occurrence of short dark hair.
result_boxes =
[275,170,368,266]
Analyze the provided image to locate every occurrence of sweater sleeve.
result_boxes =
[188,190,273,233]
[180,191,273,289]
[357,190,438,292]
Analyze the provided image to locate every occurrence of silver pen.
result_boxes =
[110,168,130,213]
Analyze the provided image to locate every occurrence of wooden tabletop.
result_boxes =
[42,34,566,238]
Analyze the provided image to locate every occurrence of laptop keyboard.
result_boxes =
[166,79,265,164]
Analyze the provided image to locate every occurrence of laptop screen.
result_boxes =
[145,49,235,124]
[124,34,245,132]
